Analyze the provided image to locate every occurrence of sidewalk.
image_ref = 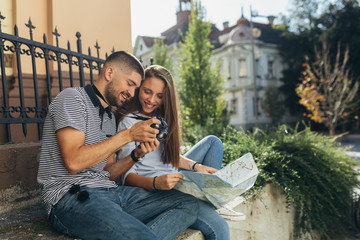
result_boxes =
[0,202,77,240]
[339,134,360,161]
[0,202,199,240]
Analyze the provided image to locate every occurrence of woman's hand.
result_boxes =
[135,139,160,158]
[154,173,183,190]
[194,164,218,174]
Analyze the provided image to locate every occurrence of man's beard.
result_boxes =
[104,81,122,108]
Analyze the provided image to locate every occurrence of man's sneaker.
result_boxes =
[216,206,246,221]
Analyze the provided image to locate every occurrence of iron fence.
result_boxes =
[0,13,110,143]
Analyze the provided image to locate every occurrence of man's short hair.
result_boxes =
[102,51,144,79]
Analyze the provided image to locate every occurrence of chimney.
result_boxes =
[177,10,191,24]
[267,15,276,25]
[223,21,229,29]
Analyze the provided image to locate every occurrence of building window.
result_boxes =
[140,44,143,51]
[253,97,261,117]
[267,60,274,79]
[231,98,237,115]
[227,59,231,80]
[255,59,261,78]
[239,59,247,77]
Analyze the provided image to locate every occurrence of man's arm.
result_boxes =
[57,118,160,174]
[104,140,159,180]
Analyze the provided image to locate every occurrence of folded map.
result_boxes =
[175,153,259,208]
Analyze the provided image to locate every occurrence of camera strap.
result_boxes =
[92,85,110,106]
[127,114,150,121]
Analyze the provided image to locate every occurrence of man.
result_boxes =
[37,51,199,240]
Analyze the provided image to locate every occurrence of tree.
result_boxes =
[296,40,359,135]
[287,0,321,33]
[177,0,227,141]
[152,38,173,72]
[279,0,360,131]
[261,86,285,125]
[319,0,360,130]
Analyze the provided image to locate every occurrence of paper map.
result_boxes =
[174,153,259,208]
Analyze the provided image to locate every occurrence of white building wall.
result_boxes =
[134,32,288,130]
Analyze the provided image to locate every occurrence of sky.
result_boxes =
[130,0,292,46]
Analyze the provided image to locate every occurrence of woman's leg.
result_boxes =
[184,135,223,169]
[190,200,230,240]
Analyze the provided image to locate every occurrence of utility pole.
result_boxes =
[249,6,276,128]
[250,5,259,127]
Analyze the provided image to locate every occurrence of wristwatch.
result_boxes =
[131,149,143,162]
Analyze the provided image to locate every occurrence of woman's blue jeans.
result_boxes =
[184,135,230,240]
[49,186,199,240]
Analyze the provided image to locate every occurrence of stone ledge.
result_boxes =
[175,228,205,240]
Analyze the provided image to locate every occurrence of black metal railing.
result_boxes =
[0,13,110,143]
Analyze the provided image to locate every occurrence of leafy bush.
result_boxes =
[182,117,228,145]
[220,124,359,239]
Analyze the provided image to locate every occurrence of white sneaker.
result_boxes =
[223,196,245,209]
[216,206,246,221]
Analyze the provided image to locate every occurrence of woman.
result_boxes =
[116,65,240,240]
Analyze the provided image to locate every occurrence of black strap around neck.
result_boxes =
[91,84,112,119]
[92,85,110,106]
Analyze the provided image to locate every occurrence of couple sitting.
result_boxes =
[38,51,243,240]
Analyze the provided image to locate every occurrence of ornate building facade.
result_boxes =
[133,0,294,130]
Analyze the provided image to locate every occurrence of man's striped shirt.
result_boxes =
[37,85,118,215]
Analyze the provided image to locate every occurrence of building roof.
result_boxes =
[141,36,156,47]
[137,13,281,50]
[209,20,282,49]
[161,21,189,46]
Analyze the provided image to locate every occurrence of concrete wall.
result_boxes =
[177,183,296,240]
[0,143,42,214]
[229,184,295,240]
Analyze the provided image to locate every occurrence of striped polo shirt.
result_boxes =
[37,84,118,215]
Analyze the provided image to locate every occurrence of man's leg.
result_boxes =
[184,135,223,169]
[121,187,199,240]
[49,186,159,240]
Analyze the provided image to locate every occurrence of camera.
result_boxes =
[151,116,168,142]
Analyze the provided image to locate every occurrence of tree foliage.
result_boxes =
[177,0,227,141]
[287,0,321,33]
[221,124,359,239]
[152,38,173,72]
[296,40,359,135]
[261,86,285,125]
[279,0,360,131]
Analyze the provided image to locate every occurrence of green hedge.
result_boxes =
[220,124,359,239]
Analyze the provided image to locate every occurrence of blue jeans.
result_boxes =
[184,135,230,240]
[49,186,199,240]
[184,135,223,170]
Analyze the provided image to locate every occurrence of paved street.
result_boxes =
[339,134,360,160]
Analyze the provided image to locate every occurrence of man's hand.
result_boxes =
[154,173,183,190]
[128,118,161,142]
[194,164,218,174]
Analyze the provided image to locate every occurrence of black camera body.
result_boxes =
[151,116,168,142]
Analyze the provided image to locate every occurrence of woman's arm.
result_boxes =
[105,140,159,180]
[179,155,218,174]
[125,172,184,190]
